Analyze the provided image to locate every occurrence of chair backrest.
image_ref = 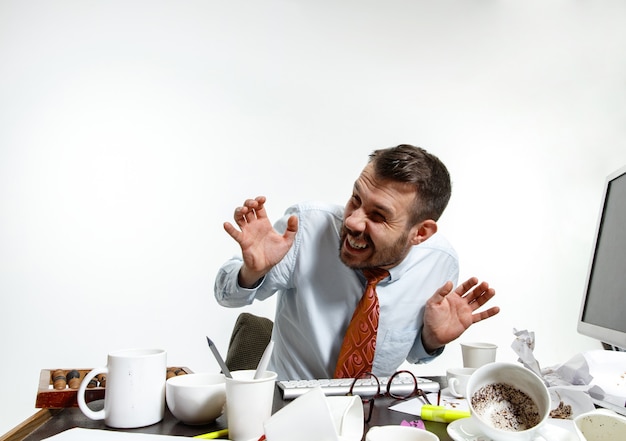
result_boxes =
[225,312,274,371]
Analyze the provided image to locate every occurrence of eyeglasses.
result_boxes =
[346,370,431,423]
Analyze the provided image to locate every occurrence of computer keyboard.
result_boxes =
[277,375,440,400]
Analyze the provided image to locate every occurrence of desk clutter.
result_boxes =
[35,366,192,409]
[23,331,626,441]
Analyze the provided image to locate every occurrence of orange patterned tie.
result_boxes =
[334,268,390,379]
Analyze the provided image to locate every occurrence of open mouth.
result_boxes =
[345,235,369,251]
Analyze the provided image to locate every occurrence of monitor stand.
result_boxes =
[602,342,626,352]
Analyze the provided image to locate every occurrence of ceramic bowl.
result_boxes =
[166,373,226,425]
[574,408,626,441]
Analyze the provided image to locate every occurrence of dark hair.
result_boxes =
[368,144,451,223]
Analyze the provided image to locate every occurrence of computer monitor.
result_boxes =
[577,164,626,351]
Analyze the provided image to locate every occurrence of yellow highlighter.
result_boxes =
[420,405,470,423]
[193,428,228,439]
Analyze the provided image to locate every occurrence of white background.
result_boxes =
[1,0,625,434]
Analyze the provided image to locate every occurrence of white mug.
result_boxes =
[77,348,167,428]
[574,408,626,441]
[446,367,475,398]
[466,362,550,441]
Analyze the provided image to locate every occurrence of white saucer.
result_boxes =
[446,417,579,441]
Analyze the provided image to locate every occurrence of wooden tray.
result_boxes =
[35,367,192,409]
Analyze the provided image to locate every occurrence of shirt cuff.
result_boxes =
[408,332,445,363]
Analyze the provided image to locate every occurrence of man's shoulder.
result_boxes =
[284,201,344,220]
[273,201,343,237]
[415,232,458,260]
[393,232,459,282]
[421,231,455,249]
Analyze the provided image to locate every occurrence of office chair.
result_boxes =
[225,312,274,371]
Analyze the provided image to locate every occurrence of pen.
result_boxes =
[206,336,232,378]
[194,428,228,439]
[420,405,471,423]
[254,340,274,379]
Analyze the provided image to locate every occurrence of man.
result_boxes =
[215,144,499,380]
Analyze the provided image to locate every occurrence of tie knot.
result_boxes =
[362,268,390,285]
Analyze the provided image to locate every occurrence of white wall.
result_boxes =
[1,0,625,434]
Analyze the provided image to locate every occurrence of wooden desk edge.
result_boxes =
[0,409,61,441]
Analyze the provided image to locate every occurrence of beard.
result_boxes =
[338,225,412,270]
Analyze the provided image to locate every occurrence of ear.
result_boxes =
[409,220,438,245]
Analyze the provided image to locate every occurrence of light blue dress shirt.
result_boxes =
[215,201,459,380]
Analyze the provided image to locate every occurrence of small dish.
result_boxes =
[446,418,488,441]
[447,417,579,441]
[166,372,226,425]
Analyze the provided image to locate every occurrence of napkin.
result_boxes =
[511,329,623,418]
[263,387,363,441]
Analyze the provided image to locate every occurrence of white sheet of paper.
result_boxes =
[388,389,469,416]
[585,350,626,401]
[43,427,211,440]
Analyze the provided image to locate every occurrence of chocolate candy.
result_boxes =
[66,370,81,389]
[52,369,67,390]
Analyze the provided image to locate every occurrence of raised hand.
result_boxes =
[223,196,298,287]
[420,277,499,353]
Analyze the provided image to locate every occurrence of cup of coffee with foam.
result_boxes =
[466,362,551,441]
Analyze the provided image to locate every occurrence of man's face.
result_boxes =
[339,163,420,270]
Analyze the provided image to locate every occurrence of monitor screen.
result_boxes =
[577,165,626,350]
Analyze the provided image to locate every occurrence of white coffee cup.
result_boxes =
[263,387,363,441]
[574,408,626,441]
[77,348,167,428]
[326,395,364,440]
[365,425,440,441]
[225,369,277,441]
[466,361,551,441]
[446,367,475,398]
[460,342,497,368]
